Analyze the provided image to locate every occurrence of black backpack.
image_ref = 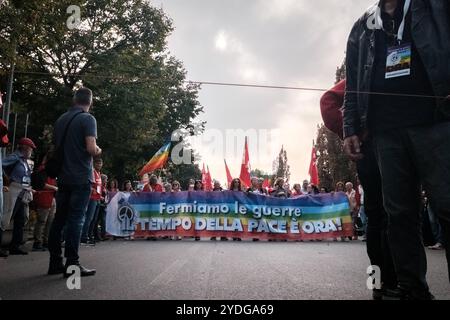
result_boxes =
[45,111,83,178]
[31,168,47,191]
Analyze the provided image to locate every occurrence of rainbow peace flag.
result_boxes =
[139,142,171,176]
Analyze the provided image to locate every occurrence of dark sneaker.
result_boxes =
[387,287,435,300]
[195,237,200,241]
[0,249,8,258]
[32,243,45,251]
[220,237,228,241]
[63,264,96,278]
[403,291,435,300]
[9,248,28,255]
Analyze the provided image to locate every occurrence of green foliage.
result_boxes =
[250,168,271,180]
[272,146,290,183]
[0,0,204,182]
[315,124,356,191]
[315,59,356,191]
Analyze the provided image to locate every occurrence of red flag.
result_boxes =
[224,159,233,189]
[309,142,320,186]
[201,163,207,188]
[239,136,251,188]
[205,165,213,191]
[262,178,270,189]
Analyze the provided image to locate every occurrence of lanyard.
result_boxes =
[376,0,411,43]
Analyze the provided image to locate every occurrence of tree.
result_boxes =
[0,0,204,182]
[335,59,346,84]
[250,168,271,180]
[315,124,356,191]
[314,59,356,191]
[272,146,290,183]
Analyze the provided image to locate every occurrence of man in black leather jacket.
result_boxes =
[343,0,450,299]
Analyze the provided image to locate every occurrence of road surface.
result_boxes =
[1,239,449,300]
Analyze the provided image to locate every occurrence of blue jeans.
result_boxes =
[81,199,99,242]
[0,154,3,245]
[428,205,443,245]
[359,204,367,234]
[48,183,91,265]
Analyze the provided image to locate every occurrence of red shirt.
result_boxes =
[143,183,163,192]
[33,178,57,209]
[90,170,102,201]
[0,119,9,147]
[320,79,345,140]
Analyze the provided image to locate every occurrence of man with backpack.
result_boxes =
[47,87,102,277]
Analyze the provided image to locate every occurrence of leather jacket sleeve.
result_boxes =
[343,20,362,139]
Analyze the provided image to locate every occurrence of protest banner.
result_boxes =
[106,191,353,240]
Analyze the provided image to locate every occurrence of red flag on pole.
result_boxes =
[262,178,270,189]
[308,141,320,186]
[201,163,207,189]
[224,159,233,189]
[205,165,213,191]
[239,136,251,188]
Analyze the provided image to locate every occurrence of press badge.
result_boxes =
[385,43,411,79]
[22,176,31,187]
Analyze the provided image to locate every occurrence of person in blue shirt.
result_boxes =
[1,137,36,256]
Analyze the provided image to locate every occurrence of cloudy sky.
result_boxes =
[152,0,375,185]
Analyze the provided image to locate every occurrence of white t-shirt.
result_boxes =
[358,185,364,205]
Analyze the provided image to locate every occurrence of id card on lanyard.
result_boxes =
[376,0,412,79]
[21,160,31,187]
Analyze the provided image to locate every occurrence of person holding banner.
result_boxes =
[292,184,302,196]
[212,181,223,192]
[270,178,291,199]
[257,178,268,195]
[143,174,163,192]
[163,183,172,193]
[194,180,204,191]
[247,177,264,195]
[107,179,119,193]
[122,180,134,192]
[171,181,181,192]
[229,178,242,241]
[229,178,242,192]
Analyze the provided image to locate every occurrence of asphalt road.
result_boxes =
[1,239,449,300]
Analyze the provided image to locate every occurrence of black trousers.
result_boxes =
[373,122,450,293]
[48,183,91,265]
[10,199,26,250]
[357,140,397,288]
[94,205,107,239]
